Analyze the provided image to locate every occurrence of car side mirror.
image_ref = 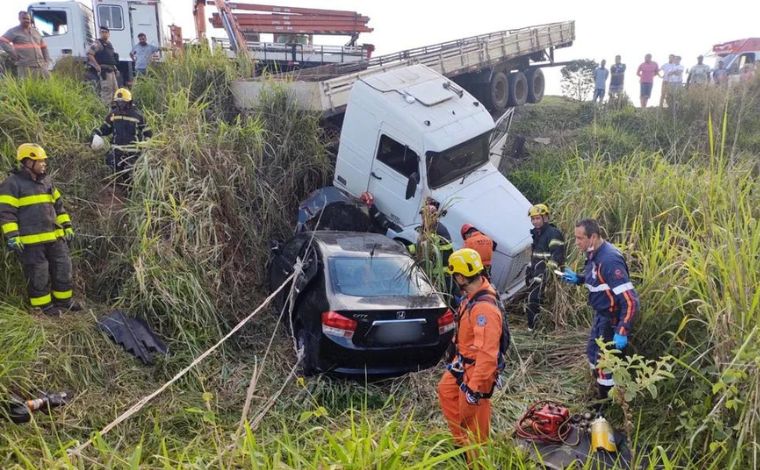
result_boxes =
[405,172,420,200]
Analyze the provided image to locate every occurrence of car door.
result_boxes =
[269,235,308,293]
[128,2,161,50]
[270,235,321,308]
[367,133,422,228]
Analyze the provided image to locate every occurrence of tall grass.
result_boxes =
[506,82,760,467]
[1,54,758,469]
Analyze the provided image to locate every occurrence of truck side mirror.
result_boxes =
[405,172,420,200]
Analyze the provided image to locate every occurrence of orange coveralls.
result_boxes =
[464,231,494,267]
[437,279,503,447]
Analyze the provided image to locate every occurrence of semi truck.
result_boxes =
[233,20,575,298]
[27,0,168,82]
[305,64,536,299]
[232,21,575,116]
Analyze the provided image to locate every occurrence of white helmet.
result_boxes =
[91,134,105,151]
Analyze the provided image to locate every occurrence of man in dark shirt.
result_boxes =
[609,55,626,100]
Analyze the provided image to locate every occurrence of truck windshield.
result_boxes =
[425,132,490,189]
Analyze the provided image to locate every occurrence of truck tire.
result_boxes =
[486,71,509,112]
[507,71,528,107]
[526,68,545,104]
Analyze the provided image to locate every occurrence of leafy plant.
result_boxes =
[596,341,675,456]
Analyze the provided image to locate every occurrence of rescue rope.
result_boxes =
[67,271,296,457]
[237,256,305,434]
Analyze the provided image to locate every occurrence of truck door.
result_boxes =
[367,133,422,228]
[128,2,161,47]
[29,5,76,66]
[94,1,132,59]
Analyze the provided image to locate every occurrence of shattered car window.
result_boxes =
[329,256,434,297]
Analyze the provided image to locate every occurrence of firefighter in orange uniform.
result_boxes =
[461,224,496,278]
[438,248,505,460]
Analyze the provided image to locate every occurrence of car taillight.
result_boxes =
[438,309,455,335]
[321,311,357,339]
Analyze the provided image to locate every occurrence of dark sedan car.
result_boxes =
[268,231,455,376]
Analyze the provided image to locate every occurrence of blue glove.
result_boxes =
[460,382,480,405]
[561,267,579,284]
[6,237,23,252]
[613,333,628,350]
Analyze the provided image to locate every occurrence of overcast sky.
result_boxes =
[2,0,758,105]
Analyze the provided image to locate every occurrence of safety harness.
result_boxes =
[447,288,511,399]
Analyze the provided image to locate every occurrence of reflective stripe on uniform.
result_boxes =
[596,376,615,386]
[112,144,140,152]
[112,115,141,123]
[0,193,56,207]
[2,222,19,234]
[52,289,73,300]
[30,293,52,306]
[584,283,610,292]
[53,189,61,201]
[548,239,565,248]
[532,252,551,259]
[19,229,65,245]
[56,213,71,225]
[612,282,634,295]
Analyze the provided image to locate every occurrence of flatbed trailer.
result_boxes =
[232,20,575,116]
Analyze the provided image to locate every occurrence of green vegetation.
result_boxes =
[0,49,758,468]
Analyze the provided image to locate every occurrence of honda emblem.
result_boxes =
[396,311,406,320]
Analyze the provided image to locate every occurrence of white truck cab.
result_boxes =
[28,0,165,78]
[334,64,533,298]
[27,1,94,62]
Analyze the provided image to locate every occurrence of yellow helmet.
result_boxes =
[528,203,550,217]
[16,143,47,162]
[446,248,484,277]
[113,88,132,102]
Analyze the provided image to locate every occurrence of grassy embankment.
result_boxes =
[0,52,758,468]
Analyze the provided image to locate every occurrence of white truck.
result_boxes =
[27,0,167,81]
[327,64,533,299]
[233,21,575,116]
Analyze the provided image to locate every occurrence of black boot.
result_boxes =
[56,299,83,312]
[592,384,614,413]
[41,304,63,317]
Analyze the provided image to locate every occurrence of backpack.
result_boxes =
[467,288,511,374]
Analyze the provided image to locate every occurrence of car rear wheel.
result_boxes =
[296,326,319,376]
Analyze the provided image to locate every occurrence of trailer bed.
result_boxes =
[232,21,574,115]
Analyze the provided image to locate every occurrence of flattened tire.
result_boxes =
[526,68,545,104]
[507,71,528,106]
[486,71,509,112]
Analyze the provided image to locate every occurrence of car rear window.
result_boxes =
[328,256,435,297]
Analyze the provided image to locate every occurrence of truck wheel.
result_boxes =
[507,71,528,106]
[486,71,509,112]
[526,68,545,103]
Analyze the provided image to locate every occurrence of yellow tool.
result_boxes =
[590,416,617,453]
